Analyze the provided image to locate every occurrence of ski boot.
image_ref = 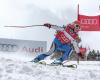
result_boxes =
[51,59,62,66]
[30,58,40,63]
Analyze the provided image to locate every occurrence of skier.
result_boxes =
[33,21,83,64]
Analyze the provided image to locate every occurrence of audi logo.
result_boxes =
[0,43,19,52]
[81,19,97,25]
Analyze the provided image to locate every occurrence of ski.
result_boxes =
[31,60,77,69]
[62,64,77,68]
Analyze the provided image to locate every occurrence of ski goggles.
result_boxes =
[74,24,81,31]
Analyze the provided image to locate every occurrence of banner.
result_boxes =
[0,38,46,54]
[78,15,100,31]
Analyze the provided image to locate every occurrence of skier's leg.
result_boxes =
[45,43,55,55]
[33,43,56,63]
[51,38,65,64]
[33,54,48,62]
[52,44,72,64]
[58,44,72,62]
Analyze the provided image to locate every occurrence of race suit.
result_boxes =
[34,25,80,62]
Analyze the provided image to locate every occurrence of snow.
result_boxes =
[0,0,100,79]
[0,52,100,80]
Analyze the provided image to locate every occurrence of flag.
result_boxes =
[77,5,100,31]
[79,48,87,55]
[78,15,100,31]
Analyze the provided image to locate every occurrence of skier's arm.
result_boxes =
[71,40,80,53]
[43,23,64,31]
[51,25,64,31]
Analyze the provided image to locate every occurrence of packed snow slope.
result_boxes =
[0,57,100,80]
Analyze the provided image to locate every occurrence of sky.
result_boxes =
[0,0,100,51]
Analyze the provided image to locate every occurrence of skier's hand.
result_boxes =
[43,23,52,28]
[76,36,81,43]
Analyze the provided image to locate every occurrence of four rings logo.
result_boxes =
[0,43,19,52]
[81,19,97,25]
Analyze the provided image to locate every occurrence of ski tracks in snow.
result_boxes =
[0,57,100,80]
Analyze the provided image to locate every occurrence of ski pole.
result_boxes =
[4,25,45,28]
[77,57,79,64]
[4,24,61,28]
[76,54,80,65]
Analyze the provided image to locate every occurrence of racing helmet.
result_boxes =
[73,21,81,32]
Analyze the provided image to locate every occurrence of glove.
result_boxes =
[43,23,52,28]
[76,36,81,43]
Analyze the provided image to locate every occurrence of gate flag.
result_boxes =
[78,15,100,31]
[77,5,100,31]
